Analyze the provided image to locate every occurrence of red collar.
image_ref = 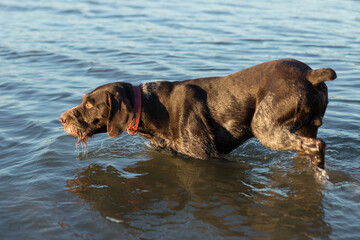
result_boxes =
[127,85,142,136]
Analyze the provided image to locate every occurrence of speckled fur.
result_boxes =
[60,59,336,169]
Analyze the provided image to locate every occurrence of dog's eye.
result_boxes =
[85,101,93,109]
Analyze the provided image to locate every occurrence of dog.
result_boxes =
[59,59,336,169]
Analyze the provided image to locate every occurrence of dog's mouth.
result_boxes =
[74,131,90,147]
[62,124,92,147]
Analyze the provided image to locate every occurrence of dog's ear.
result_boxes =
[106,92,133,138]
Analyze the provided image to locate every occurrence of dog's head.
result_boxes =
[59,83,134,145]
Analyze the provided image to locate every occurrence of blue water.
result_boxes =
[1,0,360,239]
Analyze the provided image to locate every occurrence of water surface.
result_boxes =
[1,0,360,239]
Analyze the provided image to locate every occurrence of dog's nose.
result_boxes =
[59,116,66,124]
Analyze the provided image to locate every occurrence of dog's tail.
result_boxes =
[306,68,337,85]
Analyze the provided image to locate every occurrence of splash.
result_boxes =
[105,216,124,224]
[314,167,330,184]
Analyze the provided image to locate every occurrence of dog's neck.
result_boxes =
[135,82,172,140]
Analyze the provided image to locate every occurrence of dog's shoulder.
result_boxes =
[141,82,160,96]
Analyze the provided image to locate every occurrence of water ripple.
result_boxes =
[1,0,360,239]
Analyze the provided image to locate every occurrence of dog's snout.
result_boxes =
[59,111,69,124]
[59,116,66,124]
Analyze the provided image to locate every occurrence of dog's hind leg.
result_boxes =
[251,96,326,169]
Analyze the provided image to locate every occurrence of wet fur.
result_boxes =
[60,59,336,169]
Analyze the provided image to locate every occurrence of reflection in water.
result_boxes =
[66,153,331,238]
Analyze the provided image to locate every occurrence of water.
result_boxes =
[1,0,359,239]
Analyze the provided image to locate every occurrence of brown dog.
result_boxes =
[59,59,336,169]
